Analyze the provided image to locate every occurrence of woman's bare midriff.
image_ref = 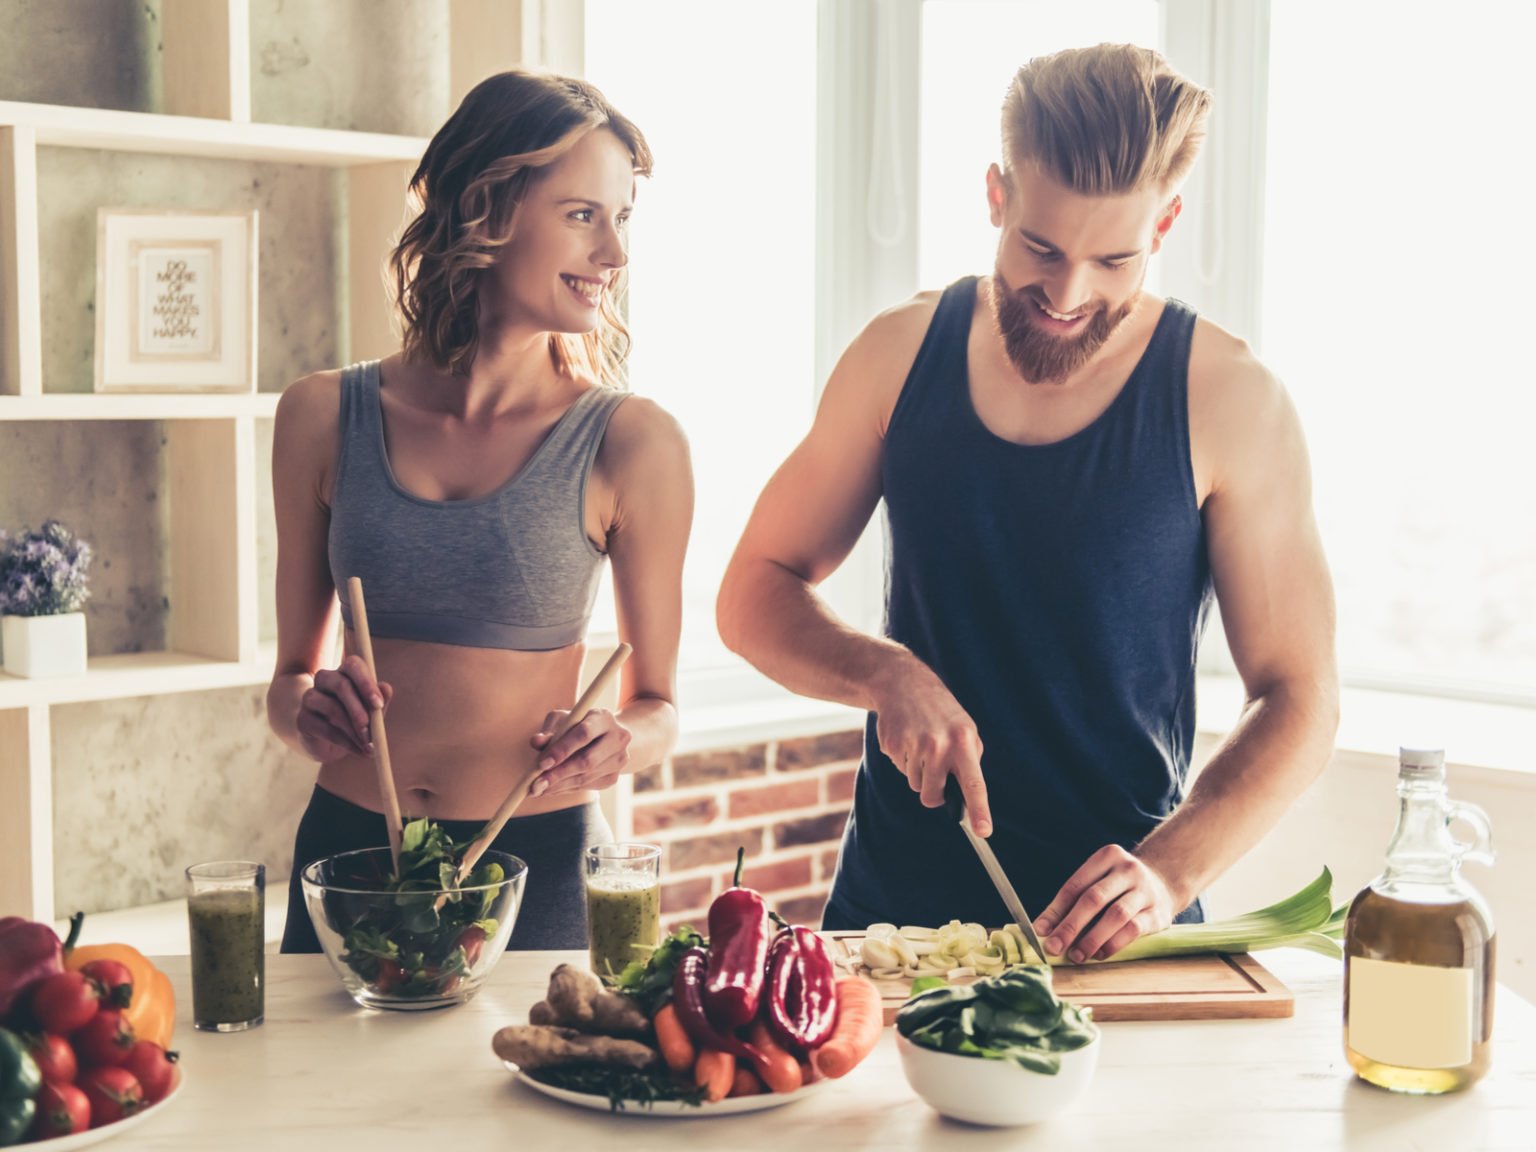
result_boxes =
[315,633,597,822]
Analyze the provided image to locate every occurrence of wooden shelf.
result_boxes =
[0,101,427,167]
[0,645,276,708]
[0,393,281,420]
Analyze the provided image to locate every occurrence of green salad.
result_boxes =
[896,966,1098,1075]
[335,818,503,999]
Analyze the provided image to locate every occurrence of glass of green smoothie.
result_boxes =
[185,860,265,1032]
[584,843,661,981]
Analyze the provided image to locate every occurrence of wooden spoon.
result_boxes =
[449,642,633,890]
[346,576,405,876]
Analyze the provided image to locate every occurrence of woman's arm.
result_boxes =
[266,372,389,762]
[531,396,694,797]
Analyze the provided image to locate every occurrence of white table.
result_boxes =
[110,949,1533,1151]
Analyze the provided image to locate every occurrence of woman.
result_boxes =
[267,70,692,952]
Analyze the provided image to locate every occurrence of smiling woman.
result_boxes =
[265,69,695,956]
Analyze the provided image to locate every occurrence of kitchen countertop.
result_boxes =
[107,949,1532,1152]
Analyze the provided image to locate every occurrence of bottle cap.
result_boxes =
[1398,746,1446,782]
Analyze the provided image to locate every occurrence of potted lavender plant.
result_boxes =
[0,519,93,678]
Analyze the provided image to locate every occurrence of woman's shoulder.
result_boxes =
[595,391,691,488]
[273,368,350,468]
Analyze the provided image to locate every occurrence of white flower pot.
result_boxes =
[1,612,88,678]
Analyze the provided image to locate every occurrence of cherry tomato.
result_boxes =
[78,1066,144,1126]
[73,1008,136,1067]
[456,925,487,967]
[373,960,405,993]
[79,959,135,1011]
[29,971,101,1035]
[26,1033,77,1083]
[31,1081,91,1138]
[123,1041,177,1103]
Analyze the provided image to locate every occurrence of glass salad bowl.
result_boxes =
[302,846,526,1011]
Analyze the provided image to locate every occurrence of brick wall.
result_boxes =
[631,729,864,931]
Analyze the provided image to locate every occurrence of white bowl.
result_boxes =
[896,1029,1100,1127]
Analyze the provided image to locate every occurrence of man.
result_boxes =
[717,44,1338,963]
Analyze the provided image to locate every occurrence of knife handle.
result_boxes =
[943,775,966,825]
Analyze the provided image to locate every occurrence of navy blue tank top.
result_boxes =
[824,278,1213,930]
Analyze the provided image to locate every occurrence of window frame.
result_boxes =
[575,0,1535,743]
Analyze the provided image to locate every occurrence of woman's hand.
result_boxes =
[295,654,393,764]
[527,708,633,797]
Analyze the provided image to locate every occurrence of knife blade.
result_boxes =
[943,776,1051,963]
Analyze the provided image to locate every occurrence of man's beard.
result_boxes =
[989,266,1139,384]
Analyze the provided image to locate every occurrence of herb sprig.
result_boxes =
[529,1065,708,1112]
[613,925,706,1016]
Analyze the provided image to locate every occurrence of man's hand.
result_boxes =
[295,654,393,764]
[1034,846,1177,963]
[528,708,633,798]
[872,656,993,836]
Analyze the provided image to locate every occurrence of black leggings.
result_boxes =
[281,784,612,953]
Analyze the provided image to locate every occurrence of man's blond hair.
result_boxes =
[1002,44,1211,196]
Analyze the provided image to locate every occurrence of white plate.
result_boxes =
[507,1063,826,1117]
[36,1068,183,1150]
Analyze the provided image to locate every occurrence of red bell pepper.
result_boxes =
[763,925,839,1053]
[789,925,838,1049]
[671,946,776,1085]
[703,848,769,1029]
[0,913,82,1019]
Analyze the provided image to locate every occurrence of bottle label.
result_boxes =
[1348,956,1474,1069]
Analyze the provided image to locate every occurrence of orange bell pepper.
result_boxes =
[65,941,175,1049]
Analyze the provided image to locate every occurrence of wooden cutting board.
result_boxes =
[825,933,1295,1023]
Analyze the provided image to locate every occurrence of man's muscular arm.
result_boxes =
[718,296,997,834]
[1036,329,1339,962]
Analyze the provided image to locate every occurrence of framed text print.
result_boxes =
[94,209,258,393]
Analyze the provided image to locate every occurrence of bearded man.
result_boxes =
[717,44,1339,962]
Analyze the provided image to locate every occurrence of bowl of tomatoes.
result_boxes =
[1,913,181,1145]
[301,841,526,1011]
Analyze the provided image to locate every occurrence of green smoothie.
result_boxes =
[188,887,265,1029]
[586,874,661,979]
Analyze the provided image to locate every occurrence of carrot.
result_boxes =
[694,1047,736,1103]
[746,1018,804,1094]
[809,976,883,1080]
[728,1065,764,1097]
[653,1002,697,1075]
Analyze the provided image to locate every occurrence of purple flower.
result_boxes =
[0,519,93,616]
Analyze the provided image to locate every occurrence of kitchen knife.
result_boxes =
[943,776,1052,963]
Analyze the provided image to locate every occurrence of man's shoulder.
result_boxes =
[834,288,949,404]
[1186,313,1287,421]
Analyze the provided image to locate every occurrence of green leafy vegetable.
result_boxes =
[613,925,707,1015]
[909,975,949,997]
[335,818,502,1000]
[896,966,1098,1075]
[528,1064,708,1112]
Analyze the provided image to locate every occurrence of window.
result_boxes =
[1262,1,1536,701]
[919,0,1161,289]
[584,1,820,674]
[583,0,1534,717]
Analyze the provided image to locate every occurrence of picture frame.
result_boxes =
[94,208,258,393]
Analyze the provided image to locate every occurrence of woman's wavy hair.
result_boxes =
[389,70,652,385]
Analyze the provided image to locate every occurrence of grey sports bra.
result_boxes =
[327,360,629,651]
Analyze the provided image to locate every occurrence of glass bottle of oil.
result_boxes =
[1343,747,1496,1093]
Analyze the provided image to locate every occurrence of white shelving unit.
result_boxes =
[0,0,551,921]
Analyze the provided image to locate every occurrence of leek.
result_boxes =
[852,868,1346,978]
[1055,867,1343,964]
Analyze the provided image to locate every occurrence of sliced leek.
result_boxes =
[852,867,1344,980]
